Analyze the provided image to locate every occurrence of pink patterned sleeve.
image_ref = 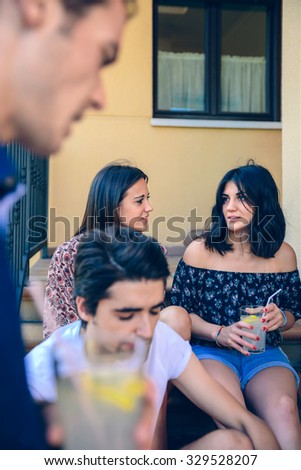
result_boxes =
[43,237,80,338]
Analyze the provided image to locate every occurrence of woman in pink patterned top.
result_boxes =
[44,162,155,338]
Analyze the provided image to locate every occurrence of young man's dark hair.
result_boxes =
[62,0,137,17]
[74,226,170,325]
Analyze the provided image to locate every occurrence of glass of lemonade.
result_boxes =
[240,305,266,353]
[55,333,148,450]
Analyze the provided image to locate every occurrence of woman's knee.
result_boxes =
[277,395,299,424]
[182,429,253,450]
[263,395,301,449]
[160,306,191,340]
[222,430,254,450]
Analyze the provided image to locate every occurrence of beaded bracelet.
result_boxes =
[215,325,225,347]
[279,309,288,328]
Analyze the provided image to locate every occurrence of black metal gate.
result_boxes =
[6,142,48,311]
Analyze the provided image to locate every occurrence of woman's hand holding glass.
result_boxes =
[215,321,263,355]
[217,302,286,354]
[262,303,287,331]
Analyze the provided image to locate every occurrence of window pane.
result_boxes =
[221,6,267,113]
[157,5,205,112]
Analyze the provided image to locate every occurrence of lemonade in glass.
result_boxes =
[240,306,266,353]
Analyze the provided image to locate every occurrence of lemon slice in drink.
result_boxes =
[242,315,259,323]
[81,373,144,412]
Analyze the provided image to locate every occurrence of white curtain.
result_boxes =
[158,51,205,111]
[221,55,266,112]
[158,51,266,113]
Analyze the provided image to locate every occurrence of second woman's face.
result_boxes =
[118,178,153,232]
[222,181,254,236]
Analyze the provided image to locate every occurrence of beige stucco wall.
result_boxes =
[282,0,301,264]
[48,0,281,249]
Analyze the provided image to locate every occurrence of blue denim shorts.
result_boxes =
[192,344,300,390]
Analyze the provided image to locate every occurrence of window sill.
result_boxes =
[150,118,282,130]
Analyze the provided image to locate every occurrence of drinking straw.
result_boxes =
[266,288,282,307]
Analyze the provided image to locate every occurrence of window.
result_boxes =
[153,0,281,122]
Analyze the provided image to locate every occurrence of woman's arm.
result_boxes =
[262,305,295,333]
[280,311,295,331]
[190,313,260,356]
[190,313,221,341]
[264,242,299,332]
[172,353,280,450]
[43,239,79,338]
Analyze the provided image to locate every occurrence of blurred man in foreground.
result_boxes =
[0,0,135,449]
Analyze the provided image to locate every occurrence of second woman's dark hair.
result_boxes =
[203,161,286,258]
[75,162,148,236]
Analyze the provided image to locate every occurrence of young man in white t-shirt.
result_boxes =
[25,227,280,450]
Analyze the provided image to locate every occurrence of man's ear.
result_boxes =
[18,0,48,27]
[76,296,92,323]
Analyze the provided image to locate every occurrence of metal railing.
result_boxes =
[5,142,48,311]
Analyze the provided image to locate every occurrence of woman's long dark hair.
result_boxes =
[74,161,148,236]
[203,160,286,258]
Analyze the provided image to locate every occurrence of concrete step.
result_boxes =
[20,257,50,352]
[21,293,43,352]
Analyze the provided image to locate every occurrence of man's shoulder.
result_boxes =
[148,321,192,379]
[26,321,81,357]
[153,321,189,348]
[154,320,178,337]
[53,320,81,338]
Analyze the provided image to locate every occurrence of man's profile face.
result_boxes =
[11,0,127,155]
[80,279,165,353]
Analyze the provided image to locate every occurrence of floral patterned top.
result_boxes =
[170,259,301,347]
[43,235,82,339]
[43,235,168,339]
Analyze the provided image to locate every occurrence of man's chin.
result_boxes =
[16,138,60,158]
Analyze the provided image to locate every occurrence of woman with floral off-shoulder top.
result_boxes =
[171,160,301,449]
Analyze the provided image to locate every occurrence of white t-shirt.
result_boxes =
[25,320,192,429]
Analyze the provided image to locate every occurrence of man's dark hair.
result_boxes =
[74,226,170,324]
[203,159,286,258]
[61,0,137,18]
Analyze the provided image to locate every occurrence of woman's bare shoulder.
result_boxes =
[275,242,297,271]
[183,238,211,268]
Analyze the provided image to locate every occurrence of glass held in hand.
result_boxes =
[240,305,266,353]
[55,331,150,450]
